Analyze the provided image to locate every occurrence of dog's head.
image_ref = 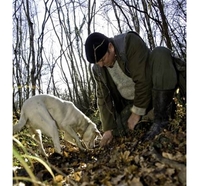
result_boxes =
[82,121,102,149]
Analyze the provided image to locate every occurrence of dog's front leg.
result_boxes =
[40,121,62,155]
[64,125,86,151]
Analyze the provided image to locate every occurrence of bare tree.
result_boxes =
[13,0,186,116]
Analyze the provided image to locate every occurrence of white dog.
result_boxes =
[13,94,102,156]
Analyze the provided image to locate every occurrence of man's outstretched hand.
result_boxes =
[100,112,141,147]
[127,112,141,130]
[100,130,113,147]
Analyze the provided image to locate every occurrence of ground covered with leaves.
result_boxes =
[13,103,186,186]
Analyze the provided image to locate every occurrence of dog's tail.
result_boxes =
[13,109,27,134]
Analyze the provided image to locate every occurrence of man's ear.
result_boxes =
[108,42,115,53]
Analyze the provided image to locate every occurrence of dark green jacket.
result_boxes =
[92,32,152,132]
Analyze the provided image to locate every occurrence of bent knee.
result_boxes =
[150,47,171,60]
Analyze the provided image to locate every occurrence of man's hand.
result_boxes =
[100,130,113,147]
[127,112,141,130]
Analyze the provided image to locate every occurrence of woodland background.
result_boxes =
[12,0,186,116]
[11,0,188,185]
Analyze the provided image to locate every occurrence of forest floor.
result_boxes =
[13,101,186,186]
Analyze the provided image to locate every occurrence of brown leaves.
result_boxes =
[13,104,186,186]
[14,129,186,185]
[120,150,134,164]
[162,151,186,163]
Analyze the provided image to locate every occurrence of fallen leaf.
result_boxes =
[72,171,82,182]
[120,150,134,163]
[129,177,143,186]
[166,168,175,177]
[111,174,124,185]
[162,151,186,162]
[162,152,174,160]
[124,164,138,174]
[54,174,64,182]
[63,151,69,157]
[155,162,165,169]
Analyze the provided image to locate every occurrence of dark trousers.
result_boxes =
[149,47,177,90]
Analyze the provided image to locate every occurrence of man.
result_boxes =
[84,31,178,147]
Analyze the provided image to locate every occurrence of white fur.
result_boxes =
[13,94,102,156]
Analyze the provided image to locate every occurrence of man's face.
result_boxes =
[96,43,116,68]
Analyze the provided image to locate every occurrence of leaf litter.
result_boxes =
[13,103,186,186]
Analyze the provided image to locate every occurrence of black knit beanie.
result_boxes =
[85,32,110,63]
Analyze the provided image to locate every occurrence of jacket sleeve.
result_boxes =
[92,65,117,132]
[125,32,152,115]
